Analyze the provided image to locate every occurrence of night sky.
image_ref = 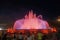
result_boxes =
[0,0,60,24]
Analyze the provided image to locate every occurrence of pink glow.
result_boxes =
[13,10,50,29]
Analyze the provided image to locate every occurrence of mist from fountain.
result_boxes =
[13,10,51,30]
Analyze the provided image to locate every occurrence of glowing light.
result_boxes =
[41,30,48,34]
[57,19,60,22]
[7,28,14,33]
[0,28,2,30]
[13,10,50,29]
[51,27,57,32]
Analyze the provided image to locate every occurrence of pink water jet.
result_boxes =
[13,10,51,29]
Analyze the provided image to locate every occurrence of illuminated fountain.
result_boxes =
[13,10,51,30]
[7,10,57,34]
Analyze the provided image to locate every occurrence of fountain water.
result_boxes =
[13,10,51,30]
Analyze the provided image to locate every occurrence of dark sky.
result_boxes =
[0,0,60,23]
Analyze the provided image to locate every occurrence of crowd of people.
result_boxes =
[0,30,59,40]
